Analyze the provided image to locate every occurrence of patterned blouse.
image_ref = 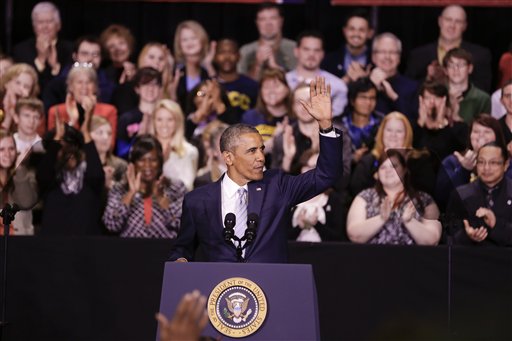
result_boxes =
[103,180,186,238]
[358,188,435,245]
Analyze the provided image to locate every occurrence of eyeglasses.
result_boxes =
[373,50,400,56]
[78,51,101,59]
[476,159,504,168]
[196,90,207,97]
[73,62,93,68]
[446,63,468,70]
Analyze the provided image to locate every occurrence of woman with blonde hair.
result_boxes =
[173,20,215,109]
[138,42,177,100]
[47,64,117,146]
[0,63,39,131]
[145,99,198,192]
[350,111,415,196]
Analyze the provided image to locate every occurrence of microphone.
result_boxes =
[244,213,259,242]
[223,213,236,242]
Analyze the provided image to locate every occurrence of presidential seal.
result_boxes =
[208,277,267,338]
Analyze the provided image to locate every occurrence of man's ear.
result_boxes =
[468,63,474,75]
[222,150,233,166]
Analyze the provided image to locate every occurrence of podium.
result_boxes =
[158,262,320,340]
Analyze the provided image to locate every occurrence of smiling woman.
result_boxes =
[103,134,186,238]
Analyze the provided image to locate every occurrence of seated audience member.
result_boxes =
[414,81,468,161]
[0,63,40,131]
[347,149,442,245]
[145,99,199,192]
[238,2,297,80]
[370,33,418,121]
[103,135,186,238]
[99,24,136,85]
[214,38,259,117]
[112,42,176,114]
[185,79,238,139]
[37,107,105,236]
[273,85,352,189]
[48,64,117,147]
[90,116,127,192]
[194,121,229,188]
[340,77,383,164]
[289,150,346,242]
[0,53,14,75]
[436,114,507,211]
[0,131,38,236]
[405,5,492,93]
[446,142,512,246]
[443,48,491,124]
[321,8,374,83]
[12,2,73,90]
[13,97,44,166]
[116,67,163,158]
[285,30,348,117]
[349,111,436,198]
[241,68,292,157]
[497,45,512,89]
[173,20,215,110]
[498,80,512,149]
[43,36,116,112]
[350,112,412,197]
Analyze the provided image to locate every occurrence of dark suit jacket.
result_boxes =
[13,37,74,90]
[405,41,492,93]
[321,45,372,79]
[446,178,512,246]
[169,131,344,263]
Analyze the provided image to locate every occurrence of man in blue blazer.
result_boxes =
[169,77,343,263]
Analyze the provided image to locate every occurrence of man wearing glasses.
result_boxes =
[446,142,512,246]
[443,47,490,124]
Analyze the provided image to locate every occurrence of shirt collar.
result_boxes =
[222,172,248,198]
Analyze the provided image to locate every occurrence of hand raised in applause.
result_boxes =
[299,76,333,130]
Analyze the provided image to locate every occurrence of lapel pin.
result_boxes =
[507,200,511,205]
[256,187,262,191]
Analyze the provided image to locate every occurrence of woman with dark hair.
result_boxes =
[347,149,441,245]
[435,113,509,211]
[340,77,383,164]
[0,130,38,235]
[116,67,163,158]
[103,134,186,238]
[413,80,468,161]
[37,108,105,236]
[184,79,237,140]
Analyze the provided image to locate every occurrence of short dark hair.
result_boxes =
[296,30,324,48]
[501,79,512,97]
[419,80,449,99]
[73,35,101,54]
[348,77,377,104]
[443,47,473,67]
[220,124,259,153]
[344,8,372,29]
[133,67,162,87]
[216,37,239,51]
[256,2,283,17]
[129,134,164,176]
[469,114,507,151]
[477,141,508,162]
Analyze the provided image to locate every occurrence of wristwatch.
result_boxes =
[319,125,334,134]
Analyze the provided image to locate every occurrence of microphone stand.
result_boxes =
[0,203,18,341]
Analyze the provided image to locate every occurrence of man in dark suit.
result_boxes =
[446,142,512,246]
[169,77,343,263]
[321,8,373,84]
[12,2,73,91]
[405,5,492,93]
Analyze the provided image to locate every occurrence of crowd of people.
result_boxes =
[1,1,512,247]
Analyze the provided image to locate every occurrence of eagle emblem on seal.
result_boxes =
[223,292,253,323]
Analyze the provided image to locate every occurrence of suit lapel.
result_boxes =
[205,177,223,235]
[244,181,266,258]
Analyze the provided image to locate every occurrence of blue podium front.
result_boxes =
[158,262,320,340]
